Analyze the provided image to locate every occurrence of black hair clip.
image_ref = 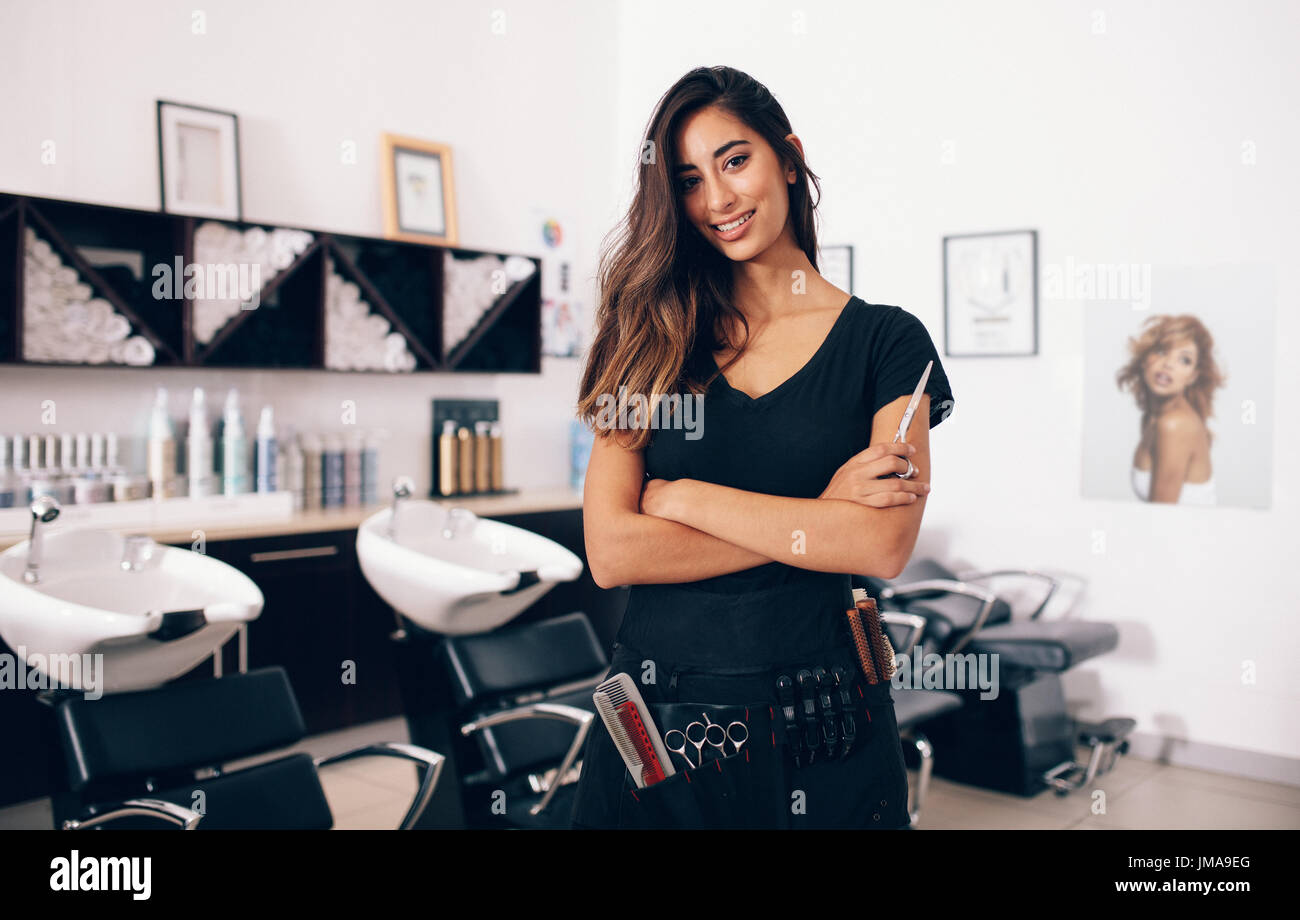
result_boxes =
[831,665,857,758]
[776,674,803,768]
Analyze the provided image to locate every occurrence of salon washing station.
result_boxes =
[861,558,1135,800]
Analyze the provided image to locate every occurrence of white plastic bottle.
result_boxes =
[187,386,213,498]
[255,405,278,493]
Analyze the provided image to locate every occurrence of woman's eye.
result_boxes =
[678,155,747,193]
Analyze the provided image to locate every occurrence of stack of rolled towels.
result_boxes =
[192,221,314,344]
[324,255,417,372]
[22,226,155,365]
[442,252,536,356]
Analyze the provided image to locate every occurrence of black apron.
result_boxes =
[568,574,911,830]
[566,297,950,829]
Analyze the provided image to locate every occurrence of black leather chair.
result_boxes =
[440,611,606,829]
[878,608,963,826]
[858,559,1134,798]
[46,666,444,830]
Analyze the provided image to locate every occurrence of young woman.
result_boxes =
[1116,315,1223,506]
[569,66,955,829]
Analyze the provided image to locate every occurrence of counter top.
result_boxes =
[0,487,584,550]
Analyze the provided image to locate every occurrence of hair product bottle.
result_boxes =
[456,425,474,494]
[361,430,380,504]
[437,420,458,497]
[221,388,249,496]
[321,434,344,508]
[147,386,177,499]
[255,405,278,493]
[489,421,504,492]
[187,386,213,498]
[300,433,322,510]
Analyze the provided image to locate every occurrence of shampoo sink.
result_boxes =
[0,528,263,694]
[356,497,583,635]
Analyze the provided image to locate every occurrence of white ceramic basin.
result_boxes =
[0,528,263,695]
[356,500,583,635]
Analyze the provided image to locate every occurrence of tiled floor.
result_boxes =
[3,717,1297,830]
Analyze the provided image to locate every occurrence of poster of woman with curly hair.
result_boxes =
[1083,264,1273,509]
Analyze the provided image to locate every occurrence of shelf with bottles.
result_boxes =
[0,191,543,374]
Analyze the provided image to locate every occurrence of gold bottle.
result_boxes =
[437,420,458,497]
[474,421,491,493]
[456,425,474,494]
[489,421,503,491]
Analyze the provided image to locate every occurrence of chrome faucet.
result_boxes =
[121,534,158,573]
[388,476,414,539]
[23,495,61,585]
[441,507,477,540]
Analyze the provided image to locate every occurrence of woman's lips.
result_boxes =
[711,209,755,241]
[1154,373,1172,386]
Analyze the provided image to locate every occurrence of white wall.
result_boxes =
[2,0,1296,777]
[610,0,1298,777]
[0,0,618,494]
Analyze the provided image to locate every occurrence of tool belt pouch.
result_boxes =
[618,701,790,830]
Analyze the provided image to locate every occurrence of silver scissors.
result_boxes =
[664,713,748,769]
[890,360,933,480]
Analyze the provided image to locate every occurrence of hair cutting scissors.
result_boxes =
[664,713,749,769]
[891,360,933,480]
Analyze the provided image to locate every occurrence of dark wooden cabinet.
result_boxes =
[200,529,405,735]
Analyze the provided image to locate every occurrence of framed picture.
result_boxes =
[943,229,1038,356]
[381,133,458,246]
[156,100,242,220]
[819,244,854,295]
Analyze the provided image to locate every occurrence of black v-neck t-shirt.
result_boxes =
[639,296,955,596]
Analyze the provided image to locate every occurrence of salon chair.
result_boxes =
[858,559,1135,798]
[45,666,444,829]
[436,611,605,829]
[878,609,963,827]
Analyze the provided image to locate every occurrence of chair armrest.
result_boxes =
[62,797,202,830]
[313,742,446,830]
[953,568,1075,620]
[460,703,595,817]
[879,578,999,655]
[880,611,927,656]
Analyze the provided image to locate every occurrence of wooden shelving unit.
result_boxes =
[0,190,543,374]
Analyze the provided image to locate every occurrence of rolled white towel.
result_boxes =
[100,313,131,342]
[122,336,155,366]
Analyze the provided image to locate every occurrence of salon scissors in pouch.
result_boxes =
[664,713,749,770]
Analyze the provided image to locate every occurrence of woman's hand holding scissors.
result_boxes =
[818,442,929,508]
[819,360,935,509]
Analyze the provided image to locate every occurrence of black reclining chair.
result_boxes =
[877,608,963,826]
[45,666,444,830]
[859,559,1134,798]
[438,611,605,829]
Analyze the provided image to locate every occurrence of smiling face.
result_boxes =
[672,106,797,261]
[1143,336,1199,397]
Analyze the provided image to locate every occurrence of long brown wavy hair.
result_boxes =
[1115,314,1225,447]
[575,65,824,449]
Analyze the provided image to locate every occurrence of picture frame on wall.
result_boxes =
[156,100,242,220]
[381,133,459,246]
[819,244,854,295]
[943,229,1038,357]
